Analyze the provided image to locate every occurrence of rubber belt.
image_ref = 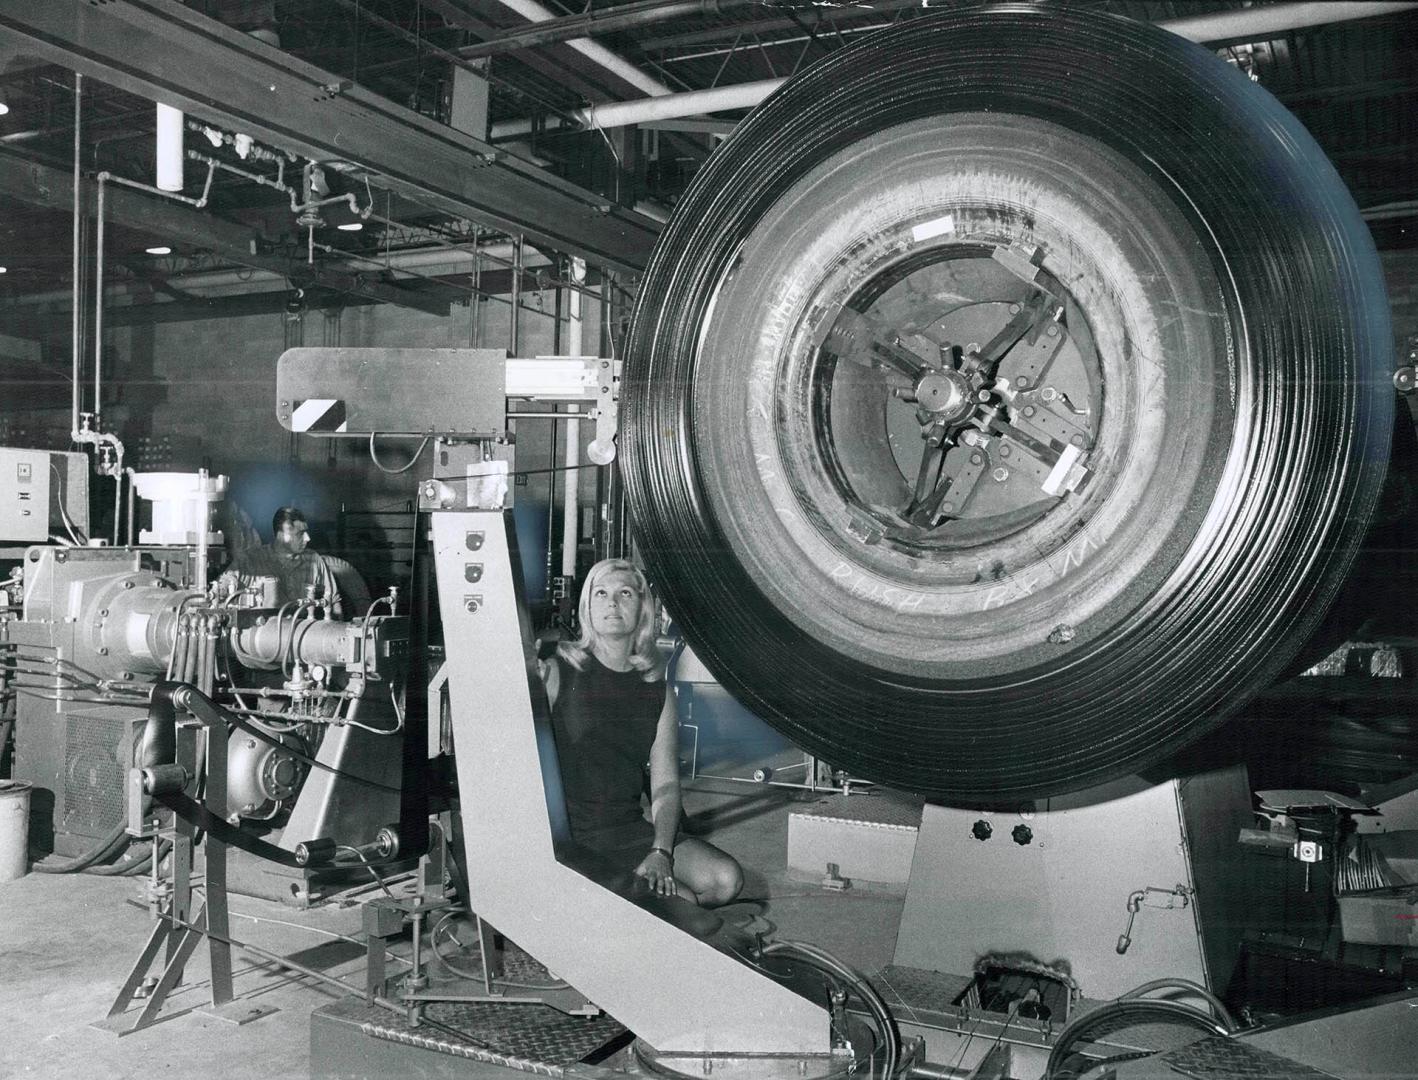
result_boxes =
[151,789,305,868]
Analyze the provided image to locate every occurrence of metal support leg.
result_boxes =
[96,689,276,1035]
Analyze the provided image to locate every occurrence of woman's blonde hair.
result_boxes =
[557,558,662,681]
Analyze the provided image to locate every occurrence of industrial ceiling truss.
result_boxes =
[0,0,1416,323]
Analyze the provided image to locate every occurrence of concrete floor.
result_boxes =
[0,781,905,1080]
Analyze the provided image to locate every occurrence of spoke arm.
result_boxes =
[824,308,935,378]
[968,295,1064,376]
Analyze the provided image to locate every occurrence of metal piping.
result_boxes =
[492,78,780,136]
[70,72,82,437]
[485,0,672,98]
[101,164,215,210]
[125,467,136,546]
[492,1,1418,135]
[94,173,105,429]
[459,0,760,59]
[510,235,524,356]
[1160,1,1417,43]
[195,467,210,588]
[563,257,586,579]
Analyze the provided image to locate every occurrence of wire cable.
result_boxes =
[336,844,396,900]
[227,909,412,965]
[369,432,431,475]
[761,939,901,1079]
[428,910,570,990]
[1120,977,1236,1032]
[49,463,88,546]
[1044,998,1231,1080]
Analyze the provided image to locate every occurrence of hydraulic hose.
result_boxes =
[84,838,171,877]
[761,939,902,1079]
[167,615,190,681]
[1121,977,1237,1033]
[1044,998,1232,1080]
[30,822,132,874]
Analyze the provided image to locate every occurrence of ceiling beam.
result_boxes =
[0,0,661,272]
[1,286,385,341]
[0,149,455,316]
[2,264,585,339]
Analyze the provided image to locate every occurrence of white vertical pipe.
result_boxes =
[156,103,185,192]
[94,176,105,423]
[562,258,586,578]
[195,468,210,587]
[71,73,83,435]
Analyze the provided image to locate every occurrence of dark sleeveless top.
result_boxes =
[550,654,666,852]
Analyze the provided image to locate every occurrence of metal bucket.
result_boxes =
[0,780,33,881]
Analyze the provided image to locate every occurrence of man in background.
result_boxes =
[227,505,343,617]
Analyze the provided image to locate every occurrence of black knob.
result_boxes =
[1012,824,1034,846]
[971,819,993,841]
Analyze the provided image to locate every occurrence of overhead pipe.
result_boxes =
[82,159,225,514]
[101,163,215,209]
[485,0,673,98]
[459,0,761,59]
[1158,1,1418,43]
[493,78,779,136]
[188,148,287,195]
[491,1,1418,135]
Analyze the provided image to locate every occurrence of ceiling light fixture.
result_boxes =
[0,102,9,116]
[337,222,364,232]
[145,245,172,255]
[0,266,7,273]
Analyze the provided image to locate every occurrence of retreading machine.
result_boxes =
[94,346,865,1070]
[12,300,1408,1079]
[99,343,1410,1080]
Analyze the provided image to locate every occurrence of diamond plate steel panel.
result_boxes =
[791,794,924,829]
[871,965,974,1021]
[1162,1036,1342,1080]
[345,995,627,1070]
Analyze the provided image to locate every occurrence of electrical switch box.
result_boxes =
[0,447,52,542]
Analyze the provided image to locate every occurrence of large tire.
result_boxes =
[621,5,1393,803]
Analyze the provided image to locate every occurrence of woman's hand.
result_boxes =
[635,849,677,896]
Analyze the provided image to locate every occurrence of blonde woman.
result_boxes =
[543,558,742,907]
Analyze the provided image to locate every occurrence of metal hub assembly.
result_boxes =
[819,244,1097,548]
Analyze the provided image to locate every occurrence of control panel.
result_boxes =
[0,447,52,542]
